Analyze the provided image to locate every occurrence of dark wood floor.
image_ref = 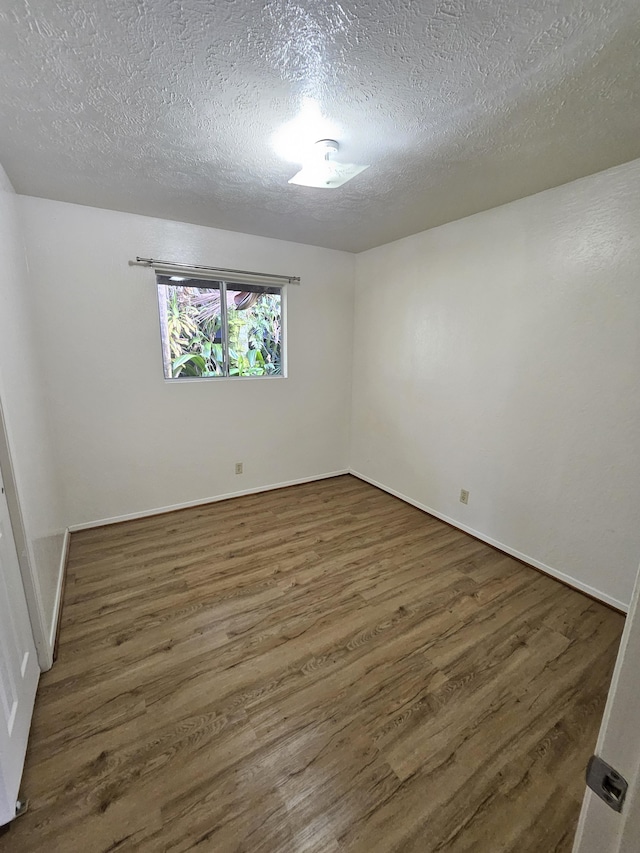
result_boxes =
[1,475,624,852]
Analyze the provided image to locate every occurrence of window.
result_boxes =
[157,275,284,379]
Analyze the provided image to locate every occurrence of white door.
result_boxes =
[573,561,640,853]
[0,466,39,827]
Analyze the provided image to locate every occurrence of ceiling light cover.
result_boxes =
[289,161,369,188]
[288,138,369,189]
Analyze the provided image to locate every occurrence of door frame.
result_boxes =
[573,560,640,852]
[0,396,49,670]
[0,461,40,827]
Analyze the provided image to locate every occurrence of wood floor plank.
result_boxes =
[0,475,624,852]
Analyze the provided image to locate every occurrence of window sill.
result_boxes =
[162,374,287,383]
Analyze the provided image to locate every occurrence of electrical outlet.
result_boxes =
[460,489,469,505]
[235,462,243,475]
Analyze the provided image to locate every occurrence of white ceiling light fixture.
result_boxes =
[288,139,369,189]
[271,98,336,164]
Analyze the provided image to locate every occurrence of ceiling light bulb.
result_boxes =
[271,99,340,164]
[312,139,339,161]
[170,275,188,281]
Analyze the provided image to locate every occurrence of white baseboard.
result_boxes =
[68,470,350,532]
[46,527,70,662]
[350,469,628,614]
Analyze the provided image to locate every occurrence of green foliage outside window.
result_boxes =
[162,284,282,378]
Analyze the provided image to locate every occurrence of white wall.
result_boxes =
[351,158,640,610]
[18,198,355,528]
[0,166,65,665]
[10,159,640,617]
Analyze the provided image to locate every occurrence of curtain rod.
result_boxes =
[130,257,301,285]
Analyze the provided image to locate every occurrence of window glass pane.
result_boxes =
[158,282,224,378]
[157,276,284,380]
[226,286,282,376]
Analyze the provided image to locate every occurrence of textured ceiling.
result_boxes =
[0,1,639,252]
